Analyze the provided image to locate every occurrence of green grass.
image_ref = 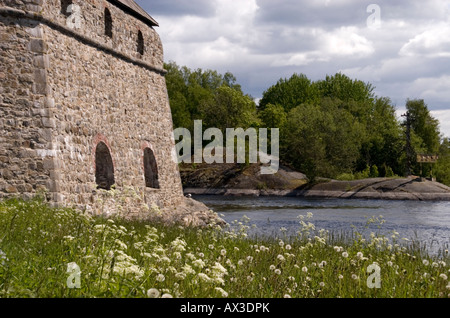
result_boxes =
[0,197,449,298]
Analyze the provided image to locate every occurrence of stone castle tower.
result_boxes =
[0,0,206,221]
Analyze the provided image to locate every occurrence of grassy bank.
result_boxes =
[0,198,449,298]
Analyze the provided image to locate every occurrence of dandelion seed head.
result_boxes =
[147,288,160,298]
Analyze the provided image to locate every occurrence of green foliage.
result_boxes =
[435,138,450,186]
[1,199,448,298]
[406,99,441,155]
[259,103,287,130]
[165,61,449,184]
[199,86,258,131]
[259,73,320,112]
[164,61,255,134]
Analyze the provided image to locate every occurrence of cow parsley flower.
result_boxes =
[215,287,229,298]
[198,273,211,282]
[0,249,8,266]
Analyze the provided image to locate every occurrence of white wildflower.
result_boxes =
[274,269,281,275]
[440,274,448,281]
[198,273,211,283]
[175,272,187,280]
[156,274,165,282]
[342,252,349,258]
[147,288,160,298]
[215,287,229,298]
[114,239,128,250]
[0,249,8,265]
[161,294,173,298]
[302,267,308,273]
[192,259,206,269]
[182,264,195,275]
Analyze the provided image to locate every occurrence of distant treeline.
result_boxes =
[164,61,450,185]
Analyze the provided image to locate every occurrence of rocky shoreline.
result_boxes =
[184,177,450,201]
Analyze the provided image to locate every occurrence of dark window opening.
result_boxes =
[143,148,159,188]
[105,8,113,38]
[61,0,73,16]
[137,30,144,56]
[95,142,115,190]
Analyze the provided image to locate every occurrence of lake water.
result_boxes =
[193,195,450,255]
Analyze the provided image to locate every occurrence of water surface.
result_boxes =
[194,195,450,255]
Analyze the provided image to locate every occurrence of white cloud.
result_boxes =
[399,22,450,58]
[431,110,450,138]
[137,0,450,109]
[321,26,374,57]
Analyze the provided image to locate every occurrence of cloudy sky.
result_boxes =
[135,0,450,137]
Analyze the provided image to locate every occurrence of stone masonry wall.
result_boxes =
[0,0,185,218]
[0,4,53,198]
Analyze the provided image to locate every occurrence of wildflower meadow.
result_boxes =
[0,197,449,298]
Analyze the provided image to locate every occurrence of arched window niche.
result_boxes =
[105,8,113,38]
[95,142,115,190]
[61,0,73,16]
[143,148,159,189]
[137,30,144,56]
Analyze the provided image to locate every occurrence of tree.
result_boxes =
[284,104,330,181]
[315,73,375,106]
[259,73,320,112]
[405,99,441,154]
[357,97,404,176]
[199,86,258,132]
[435,138,450,185]
[259,103,287,130]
